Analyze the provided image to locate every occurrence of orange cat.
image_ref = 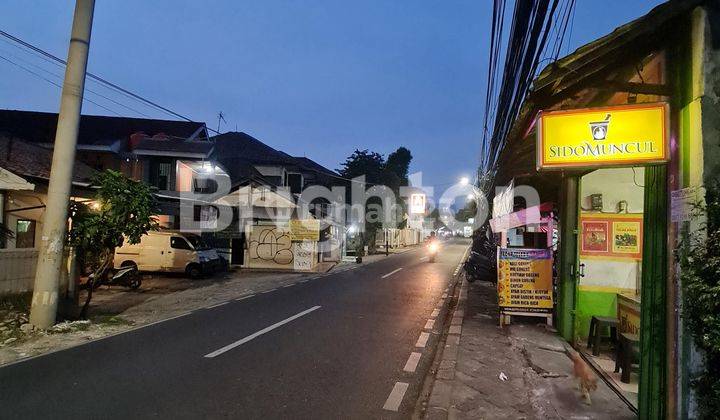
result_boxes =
[568,350,598,405]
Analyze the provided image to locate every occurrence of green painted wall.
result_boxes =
[575,290,617,340]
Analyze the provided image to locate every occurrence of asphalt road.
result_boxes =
[0,238,470,419]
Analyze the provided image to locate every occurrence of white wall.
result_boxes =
[579,167,644,293]
[580,167,644,213]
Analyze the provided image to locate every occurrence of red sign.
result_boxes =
[581,221,609,253]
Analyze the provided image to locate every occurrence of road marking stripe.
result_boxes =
[424,319,435,330]
[261,288,277,294]
[382,382,409,412]
[382,268,403,278]
[415,332,430,348]
[441,293,448,299]
[419,256,428,261]
[206,301,228,309]
[204,306,322,358]
[403,352,422,373]
[430,309,440,318]
[235,295,254,301]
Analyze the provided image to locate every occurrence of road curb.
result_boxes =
[414,248,471,420]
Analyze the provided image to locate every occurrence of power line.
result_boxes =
[0,54,121,116]
[0,47,154,118]
[0,28,208,128]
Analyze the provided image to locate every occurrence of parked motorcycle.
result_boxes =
[463,250,496,283]
[88,265,142,290]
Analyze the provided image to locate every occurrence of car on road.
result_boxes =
[114,230,225,278]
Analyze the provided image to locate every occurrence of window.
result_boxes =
[286,173,303,194]
[149,160,173,190]
[15,220,36,248]
[170,236,192,250]
[193,177,217,194]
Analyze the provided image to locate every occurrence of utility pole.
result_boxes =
[29,0,95,328]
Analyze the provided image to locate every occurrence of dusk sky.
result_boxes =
[1,1,663,189]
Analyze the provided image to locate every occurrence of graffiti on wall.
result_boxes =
[248,226,293,265]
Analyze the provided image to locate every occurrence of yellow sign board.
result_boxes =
[497,248,553,312]
[289,219,320,241]
[537,103,668,170]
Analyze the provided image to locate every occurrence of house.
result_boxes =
[0,110,215,229]
[0,136,97,296]
[209,132,348,269]
[0,136,96,249]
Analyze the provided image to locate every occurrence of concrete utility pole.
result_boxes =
[29,0,95,328]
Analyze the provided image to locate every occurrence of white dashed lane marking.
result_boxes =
[415,332,430,348]
[381,268,403,278]
[430,309,440,318]
[382,382,409,412]
[206,301,228,309]
[204,306,322,358]
[403,352,422,373]
[424,319,435,330]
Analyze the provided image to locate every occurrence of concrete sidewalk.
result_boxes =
[423,279,636,419]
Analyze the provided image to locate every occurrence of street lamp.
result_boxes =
[459,176,469,186]
[467,194,475,201]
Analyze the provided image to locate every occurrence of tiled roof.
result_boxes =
[211,132,297,166]
[0,109,208,148]
[132,137,213,157]
[0,136,96,185]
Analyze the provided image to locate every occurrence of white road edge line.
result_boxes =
[403,352,422,373]
[381,268,403,278]
[235,295,254,301]
[415,331,430,348]
[424,319,435,330]
[419,256,428,261]
[382,382,409,412]
[204,306,322,358]
[206,301,229,309]
[430,309,440,318]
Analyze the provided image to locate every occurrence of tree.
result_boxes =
[337,147,413,253]
[337,149,385,184]
[69,170,158,318]
[385,147,412,184]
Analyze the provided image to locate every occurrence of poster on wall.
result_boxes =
[497,248,553,313]
[579,214,643,260]
[581,221,609,253]
[612,221,641,254]
[293,241,314,271]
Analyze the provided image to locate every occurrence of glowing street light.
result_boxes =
[459,176,469,186]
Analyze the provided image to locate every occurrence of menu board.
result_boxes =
[497,248,553,313]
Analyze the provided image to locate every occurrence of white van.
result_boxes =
[114,231,225,278]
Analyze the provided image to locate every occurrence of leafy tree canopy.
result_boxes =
[69,170,158,317]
